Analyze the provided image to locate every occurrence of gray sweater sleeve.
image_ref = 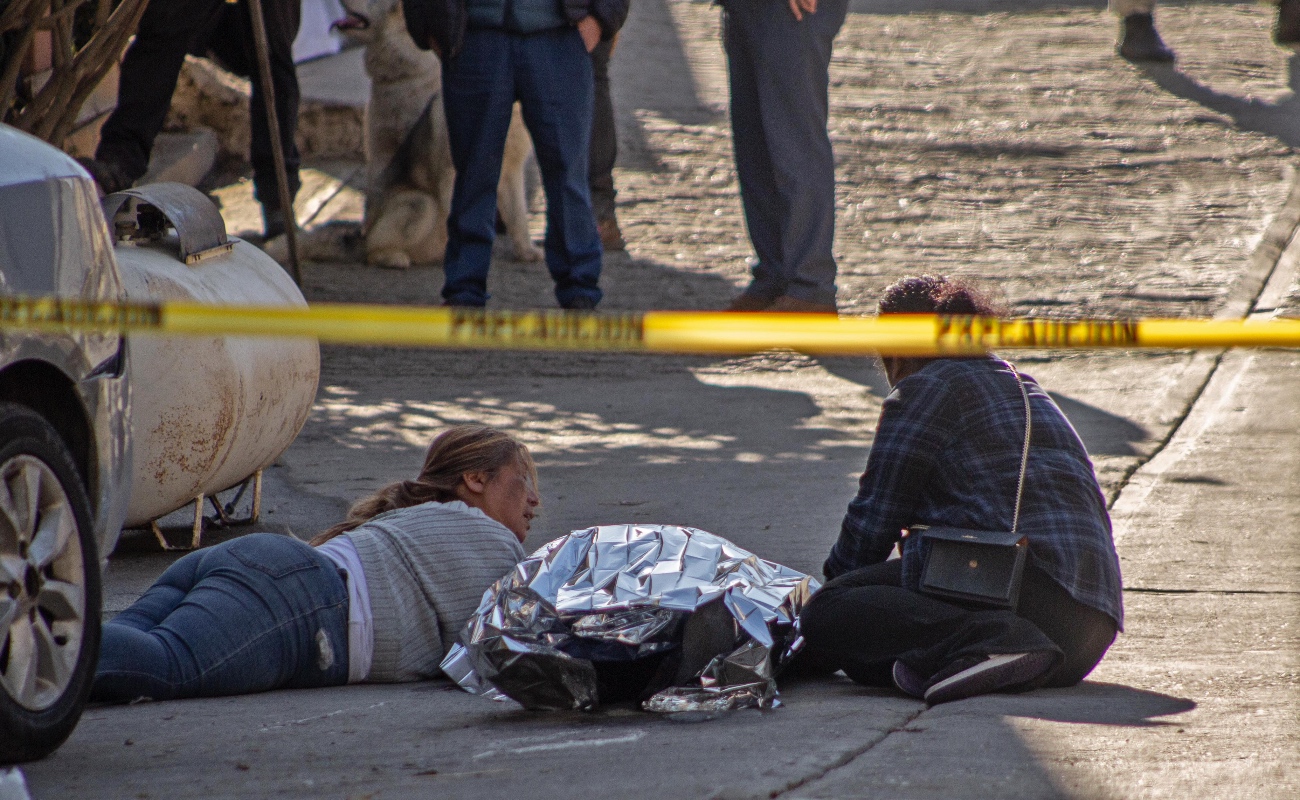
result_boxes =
[347,502,526,682]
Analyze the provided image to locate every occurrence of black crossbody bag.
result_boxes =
[916,363,1032,611]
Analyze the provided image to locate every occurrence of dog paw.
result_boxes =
[260,234,289,264]
[369,251,412,270]
[513,241,544,262]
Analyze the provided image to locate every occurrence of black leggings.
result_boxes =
[798,560,1117,688]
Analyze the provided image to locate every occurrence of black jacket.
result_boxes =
[403,0,629,59]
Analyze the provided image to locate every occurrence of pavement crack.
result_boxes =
[1108,169,1300,510]
[764,707,928,799]
[1105,351,1224,511]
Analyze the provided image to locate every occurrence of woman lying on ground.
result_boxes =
[92,425,538,702]
[799,275,1123,705]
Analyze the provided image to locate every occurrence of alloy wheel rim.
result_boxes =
[0,455,85,711]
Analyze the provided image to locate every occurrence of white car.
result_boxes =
[0,123,318,764]
[0,126,132,762]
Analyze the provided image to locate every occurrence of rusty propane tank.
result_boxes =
[106,184,319,527]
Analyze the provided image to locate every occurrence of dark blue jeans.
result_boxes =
[722,0,848,306]
[441,27,602,308]
[93,534,349,702]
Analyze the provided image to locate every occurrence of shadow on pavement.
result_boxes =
[817,355,893,397]
[1048,393,1150,456]
[850,0,1105,12]
[609,0,720,173]
[1003,681,1197,726]
[299,248,741,311]
[298,363,866,576]
[1141,54,1300,148]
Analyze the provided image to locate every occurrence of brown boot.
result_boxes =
[597,217,626,251]
[725,292,777,311]
[767,295,838,314]
[1118,13,1175,63]
[1277,0,1300,46]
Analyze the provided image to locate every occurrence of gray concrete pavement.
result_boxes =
[23,346,1297,799]
[17,1,1300,797]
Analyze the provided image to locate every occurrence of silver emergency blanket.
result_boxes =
[441,524,819,712]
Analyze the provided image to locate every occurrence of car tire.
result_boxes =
[0,402,100,764]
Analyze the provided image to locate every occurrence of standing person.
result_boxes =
[722,0,848,315]
[800,276,1123,705]
[1114,0,1298,63]
[402,0,629,309]
[590,35,625,252]
[92,425,538,701]
[82,0,303,239]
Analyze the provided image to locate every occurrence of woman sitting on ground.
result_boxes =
[93,425,538,702]
[799,275,1123,705]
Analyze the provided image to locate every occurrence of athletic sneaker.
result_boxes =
[891,660,928,699]
[923,651,1056,705]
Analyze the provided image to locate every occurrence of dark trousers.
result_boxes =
[95,0,301,210]
[799,560,1117,689]
[441,27,602,308]
[589,38,617,223]
[722,0,847,307]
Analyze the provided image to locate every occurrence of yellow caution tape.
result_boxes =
[2,294,1299,355]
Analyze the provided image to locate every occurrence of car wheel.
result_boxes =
[0,403,100,764]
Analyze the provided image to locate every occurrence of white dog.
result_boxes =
[277,0,541,268]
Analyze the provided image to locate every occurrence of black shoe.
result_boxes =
[891,660,928,699]
[262,206,293,240]
[1277,0,1300,46]
[561,295,598,311]
[923,652,1057,705]
[1118,13,1176,63]
[76,157,132,195]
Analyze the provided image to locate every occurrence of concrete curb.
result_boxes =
[1220,167,1300,319]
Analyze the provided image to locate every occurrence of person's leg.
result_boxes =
[800,560,1061,689]
[93,0,226,189]
[105,547,207,633]
[93,534,349,702]
[588,37,620,248]
[441,29,518,306]
[208,0,302,235]
[515,29,603,309]
[1277,0,1300,46]
[1015,564,1118,688]
[1111,0,1174,62]
[248,0,302,235]
[725,0,846,309]
[721,3,787,307]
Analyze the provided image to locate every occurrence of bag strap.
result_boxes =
[1007,362,1032,535]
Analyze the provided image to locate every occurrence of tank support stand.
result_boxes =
[149,469,264,551]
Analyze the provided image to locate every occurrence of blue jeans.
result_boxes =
[93,534,349,702]
[441,27,602,308]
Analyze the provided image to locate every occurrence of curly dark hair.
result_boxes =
[877,275,1003,316]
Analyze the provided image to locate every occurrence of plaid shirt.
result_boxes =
[824,357,1124,629]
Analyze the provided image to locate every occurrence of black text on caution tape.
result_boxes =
[448,309,645,348]
[937,316,1140,350]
